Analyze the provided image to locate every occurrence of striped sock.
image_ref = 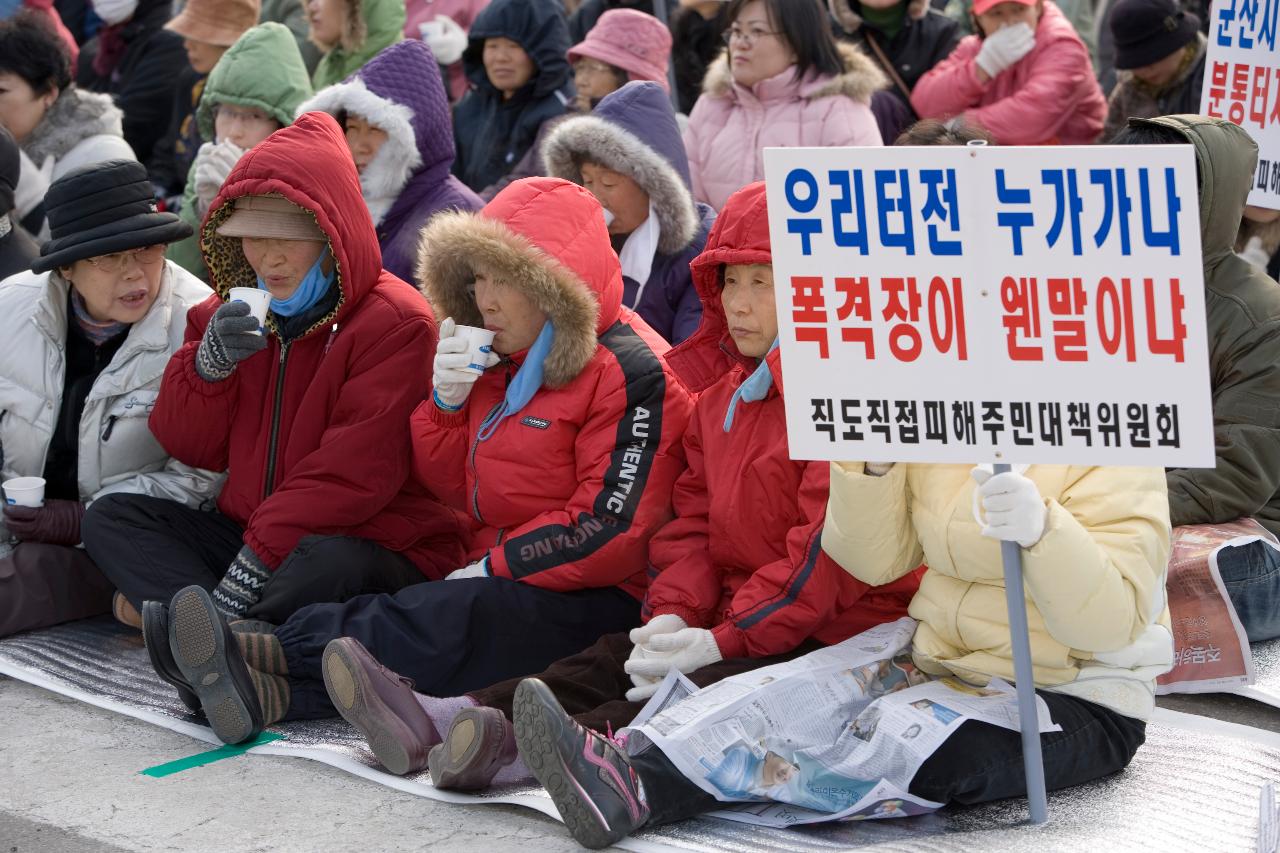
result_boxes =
[236,631,289,676]
[248,668,290,726]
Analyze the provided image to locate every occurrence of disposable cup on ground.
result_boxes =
[228,287,271,335]
[2,477,46,508]
[455,325,497,374]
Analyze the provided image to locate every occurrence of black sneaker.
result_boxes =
[513,678,649,849]
[168,585,264,745]
[141,599,201,715]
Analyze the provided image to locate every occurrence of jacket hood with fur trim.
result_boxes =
[23,87,125,166]
[416,177,616,387]
[309,0,405,89]
[700,42,886,104]
[542,81,699,256]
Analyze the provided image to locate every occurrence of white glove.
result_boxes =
[975,22,1035,79]
[420,15,468,65]
[971,467,1047,549]
[624,644,664,701]
[432,317,498,411]
[1237,235,1272,269]
[864,462,895,476]
[624,627,722,681]
[445,557,489,580]
[629,614,688,646]
[193,140,245,216]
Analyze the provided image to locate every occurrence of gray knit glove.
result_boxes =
[196,300,268,382]
[211,545,272,618]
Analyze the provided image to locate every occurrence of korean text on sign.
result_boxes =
[1201,0,1280,209]
[764,145,1213,466]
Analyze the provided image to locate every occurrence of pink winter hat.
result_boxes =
[567,8,672,92]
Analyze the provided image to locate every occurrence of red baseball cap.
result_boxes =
[971,0,1036,16]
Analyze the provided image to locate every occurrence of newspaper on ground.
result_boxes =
[1157,519,1275,694]
[624,618,1061,827]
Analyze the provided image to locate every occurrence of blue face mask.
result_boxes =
[260,246,336,317]
[0,0,23,20]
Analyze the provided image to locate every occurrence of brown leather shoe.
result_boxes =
[322,637,440,775]
[428,706,517,791]
[112,592,141,629]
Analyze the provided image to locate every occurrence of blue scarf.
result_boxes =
[477,322,555,442]
[723,339,779,432]
[262,248,336,317]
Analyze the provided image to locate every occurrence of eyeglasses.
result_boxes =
[573,59,618,78]
[214,104,275,125]
[722,26,783,47]
[84,245,166,273]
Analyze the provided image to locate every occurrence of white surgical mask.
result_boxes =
[91,0,139,25]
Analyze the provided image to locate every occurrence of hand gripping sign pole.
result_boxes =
[993,462,1049,824]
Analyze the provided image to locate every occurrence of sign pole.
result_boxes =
[993,462,1049,824]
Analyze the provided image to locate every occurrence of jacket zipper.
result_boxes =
[262,342,291,499]
[100,415,118,442]
[468,400,502,523]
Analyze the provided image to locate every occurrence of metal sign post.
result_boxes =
[993,462,1049,824]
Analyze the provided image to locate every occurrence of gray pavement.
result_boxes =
[0,677,588,853]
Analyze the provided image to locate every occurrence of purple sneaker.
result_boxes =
[427,706,517,791]
[322,637,440,775]
[513,678,649,849]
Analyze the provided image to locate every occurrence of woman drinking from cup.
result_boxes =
[0,158,218,637]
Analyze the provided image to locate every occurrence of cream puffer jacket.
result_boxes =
[823,463,1173,719]
[0,262,222,527]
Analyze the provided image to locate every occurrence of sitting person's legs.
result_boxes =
[0,543,115,636]
[1214,540,1280,643]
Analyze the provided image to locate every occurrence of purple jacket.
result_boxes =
[543,81,712,344]
[298,40,482,283]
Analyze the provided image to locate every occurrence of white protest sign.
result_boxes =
[1201,0,1280,210]
[763,145,1214,466]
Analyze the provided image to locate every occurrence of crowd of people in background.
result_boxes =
[1,0,1279,847]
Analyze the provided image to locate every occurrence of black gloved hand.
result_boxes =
[196,300,268,382]
[3,499,86,546]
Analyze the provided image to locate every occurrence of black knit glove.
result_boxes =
[211,545,272,618]
[196,301,268,382]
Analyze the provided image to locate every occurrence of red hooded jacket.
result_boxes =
[149,113,467,577]
[411,178,693,598]
[649,182,920,660]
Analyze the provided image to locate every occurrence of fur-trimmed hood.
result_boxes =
[416,178,618,387]
[826,0,930,35]
[23,87,125,166]
[701,42,885,104]
[298,40,453,214]
[542,81,698,257]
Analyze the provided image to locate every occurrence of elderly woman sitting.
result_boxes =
[0,159,218,637]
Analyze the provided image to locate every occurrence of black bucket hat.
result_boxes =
[1110,0,1200,71]
[32,159,193,273]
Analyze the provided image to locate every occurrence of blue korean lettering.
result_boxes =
[1089,168,1133,254]
[1260,0,1278,49]
[1217,0,1237,46]
[920,168,962,256]
[995,168,1034,255]
[1239,0,1259,47]
[875,169,915,254]
[1042,168,1084,255]
[829,169,869,255]
[1139,167,1182,256]
[785,168,822,255]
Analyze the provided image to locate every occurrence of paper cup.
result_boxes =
[3,477,46,508]
[228,287,271,335]
[455,325,496,374]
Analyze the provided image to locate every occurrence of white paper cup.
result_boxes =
[228,287,271,335]
[3,477,46,508]
[455,325,497,374]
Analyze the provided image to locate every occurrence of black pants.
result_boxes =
[470,632,822,733]
[81,494,426,625]
[273,576,641,720]
[0,543,114,637]
[633,690,1147,827]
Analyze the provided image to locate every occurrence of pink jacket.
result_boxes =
[684,44,885,212]
[911,1,1104,145]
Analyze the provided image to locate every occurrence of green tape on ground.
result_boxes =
[140,732,285,778]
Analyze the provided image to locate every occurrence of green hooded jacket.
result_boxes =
[1137,115,1280,537]
[309,0,405,90]
[167,23,315,280]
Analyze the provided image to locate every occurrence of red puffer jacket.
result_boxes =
[649,182,920,659]
[411,177,693,598]
[149,113,468,577]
